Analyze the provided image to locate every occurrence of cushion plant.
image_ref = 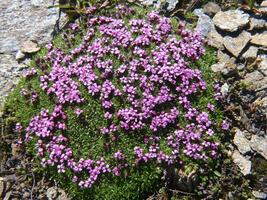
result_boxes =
[5,5,226,199]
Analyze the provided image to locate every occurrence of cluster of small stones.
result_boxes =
[193,1,267,198]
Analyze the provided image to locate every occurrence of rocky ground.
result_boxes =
[0,0,266,199]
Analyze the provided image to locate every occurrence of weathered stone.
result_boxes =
[207,29,224,49]
[165,0,179,11]
[47,187,58,200]
[220,83,229,96]
[250,135,267,159]
[21,40,40,53]
[242,46,258,61]
[211,62,236,75]
[232,150,251,175]
[223,31,251,57]
[258,58,267,76]
[213,10,249,32]
[15,51,25,61]
[0,0,65,105]
[233,128,251,155]
[203,2,221,16]
[244,71,267,91]
[193,9,214,37]
[249,17,267,30]
[259,0,267,14]
[252,190,267,199]
[251,32,267,47]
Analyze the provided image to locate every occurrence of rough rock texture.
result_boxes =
[223,31,251,57]
[203,2,221,16]
[193,9,214,37]
[213,10,249,32]
[242,46,258,61]
[0,0,65,106]
[207,29,224,49]
[139,0,178,11]
[251,32,267,47]
[233,128,251,155]
[249,17,267,30]
[250,135,267,159]
[232,150,251,175]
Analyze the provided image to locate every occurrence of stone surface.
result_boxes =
[223,31,251,57]
[139,0,179,11]
[220,83,229,96]
[249,17,267,30]
[211,62,236,75]
[15,51,25,61]
[165,0,179,11]
[213,10,249,32]
[193,9,214,37]
[258,58,267,76]
[21,40,40,53]
[47,187,58,200]
[259,0,267,14]
[233,128,251,155]
[232,150,251,175]
[251,32,267,47]
[252,190,267,199]
[207,29,224,49]
[203,2,221,16]
[242,46,258,61]
[250,135,267,159]
[244,71,266,90]
[0,0,65,106]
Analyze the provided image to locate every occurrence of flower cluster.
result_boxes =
[19,7,223,189]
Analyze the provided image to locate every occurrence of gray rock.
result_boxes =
[259,0,267,14]
[233,128,251,155]
[232,150,251,175]
[223,31,251,57]
[250,135,267,159]
[139,0,178,11]
[242,46,258,61]
[252,190,267,199]
[244,71,266,90]
[207,29,224,49]
[47,187,58,200]
[220,83,229,96]
[258,58,267,76]
[211,62,236,75]
[21,40,40,53]
[213,10,249,32]
[249,18,267,30]
[251,32,267,47]
[15,50,25,61]
[193,9,214,37]
[165,0,179,11]
[0,0,65,105]
[203,2,221,16]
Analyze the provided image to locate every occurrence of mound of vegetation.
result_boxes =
[4,5,230,199]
